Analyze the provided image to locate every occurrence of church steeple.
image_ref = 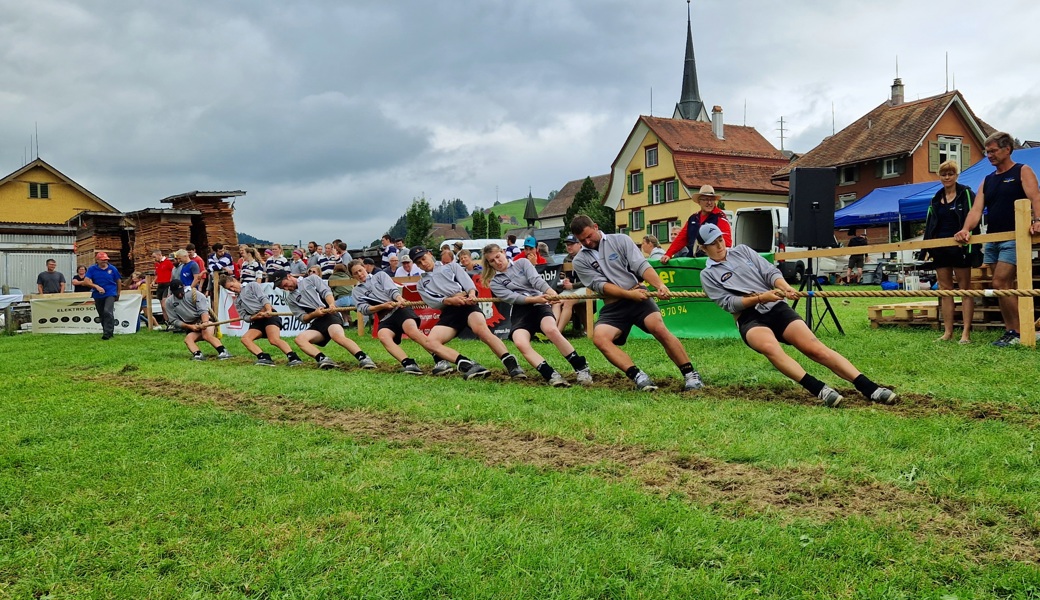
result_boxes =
[673,0,709,122]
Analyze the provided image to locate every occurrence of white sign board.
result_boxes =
[30,296,142,334]
[217,282,307,338]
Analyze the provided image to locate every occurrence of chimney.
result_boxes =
[890,78,904,106]
[451,223,456,230]
[711,105,724,140]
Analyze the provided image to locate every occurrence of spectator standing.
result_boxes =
[186,244,207,290]
[290,249,309,275]
[36,259,66,294]
[383,254,400,277]
[845,230,869,285]
[175,250,201,289]
[395,238,409,259]
[239,247,265,284]
[955,131,1040,347]
[153,249,174,302]
[71,265,91,293]
[305,241,321,268]
[924,160,978,343]
[208,244,235,290]
[83,252,121,340]
[265,243,290,279]
[380,235,397,269]
[661,184,732,263]
[504,234,521,261]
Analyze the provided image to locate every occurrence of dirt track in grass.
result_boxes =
[91,369,1039,563]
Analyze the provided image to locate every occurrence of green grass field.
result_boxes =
[2,295,1039,598]
[455,197,549,234]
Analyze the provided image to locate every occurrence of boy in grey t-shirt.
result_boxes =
[36,259,66,294]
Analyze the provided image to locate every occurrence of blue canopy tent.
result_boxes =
[898,147,1040,220]
[833,182,938,228]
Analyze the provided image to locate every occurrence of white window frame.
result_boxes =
[838,193,857,209]
[649,182,663,205]
[645,146,658,168]
[838,166,857,185]
[882,158,900,178]
[628,171,643,194]
[629,209,645,231]
[938,136,961,166]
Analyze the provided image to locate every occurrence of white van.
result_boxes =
[732,206,840,283]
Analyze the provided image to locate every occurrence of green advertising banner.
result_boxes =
[619,254,775,340]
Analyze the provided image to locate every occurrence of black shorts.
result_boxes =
[307,313,344,347]
[378,307,420,345]
[848,255,865,270]
[928,246,971,269]
[509,304,555,340]
[249,315,282,332]
[737,302,802,346]
[596,297,660,346]
[435,304,482,334]
[155,283,170,300]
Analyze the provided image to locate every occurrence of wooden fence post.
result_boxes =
[1014,199,1035,347]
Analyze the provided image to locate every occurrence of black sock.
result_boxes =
[455,355,473,370]
[625,366,640,380]
[536,361,555,381]
[215,345,226,353]
[354,351,367,361]
[257,352,271,361]
[565,351,587,371]
[431,352,442,362]
[286,351,300,360]
[853,374,879,397]
[799,373,826,396]
[192,350,202,357]
[679,362,694,376]
[402,358,417,367]
[315,352,326,362]
[500,352,519,371]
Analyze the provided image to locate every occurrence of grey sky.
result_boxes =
[3,0,1038,247]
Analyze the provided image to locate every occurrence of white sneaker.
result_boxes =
[358,356,377,369]
[431,360,455,376]
[548,371,571,388]
[870,387,897,405]
[683,370,704,391]
[633,371,657,392]
[817,386,843,407]
[575,368,593,386]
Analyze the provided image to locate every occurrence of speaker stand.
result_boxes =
[791,256,844,335]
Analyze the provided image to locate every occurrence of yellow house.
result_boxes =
[602,112,791,246]
[0,158,118,224]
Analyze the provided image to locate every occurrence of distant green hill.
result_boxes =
[237,232,272,246]
[455,197,548,233]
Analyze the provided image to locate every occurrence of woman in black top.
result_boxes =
[71,265,92,292]
[923,159,978,343]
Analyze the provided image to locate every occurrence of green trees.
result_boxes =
[470,210,488,239]
[404,196,434,249]
[560,177,615,248]
[486,211,501,239]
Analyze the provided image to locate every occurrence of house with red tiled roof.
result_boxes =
[538,174,610,232]
[600,8,790,246]
[774,79,995,212]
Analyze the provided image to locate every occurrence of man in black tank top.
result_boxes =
[955,131,1040,346]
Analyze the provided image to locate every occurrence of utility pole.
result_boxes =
[776,116,788,152]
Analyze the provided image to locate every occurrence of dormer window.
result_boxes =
[29,182,50,199]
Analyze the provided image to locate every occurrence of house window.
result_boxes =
[665,180,679,202]
[649,183,663,205]
[650,219,680,242]
[618,199,625,210]
[629,209,645,231]
[29,182,50,199]
[645,146,658,168]
[938,136,961,166]
[838,193,857,208]
[627,171,643,194]
[882,158,902,178]
[838,166,858,185]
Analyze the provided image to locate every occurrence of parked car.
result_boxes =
[732,206,841,283]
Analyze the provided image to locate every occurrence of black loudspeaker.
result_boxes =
[788,167,837,247]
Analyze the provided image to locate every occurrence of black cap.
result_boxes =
[409,246,430,263]
[563,234,579,244]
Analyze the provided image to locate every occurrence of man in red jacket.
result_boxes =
[153,249,174,324]
[660,184,732,263]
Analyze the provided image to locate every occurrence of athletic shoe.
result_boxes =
[508,366,528,379]
[431,360,455,376]
[575,368,593,386]
[286,357,304,367]
[217,349,232,360]
[191,353,205,361]
[992,330,1020,347]
[358,356,377,369]
[683,370,704,391]
[817,386,843,408]
[400,363,423,375]
[870,387,897,405]
[254,356,276,367]
[463,362,490,380]
[318,357,338,370]
[548,371,571,388]
[633,371,657,392]
[101,334,112,341]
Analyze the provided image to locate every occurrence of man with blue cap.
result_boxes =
[698,223,896,408]
[516,235,545,265]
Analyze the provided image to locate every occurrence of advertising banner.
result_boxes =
[217,282,308,338]
[30,296,142,334]
[622,256,774,340]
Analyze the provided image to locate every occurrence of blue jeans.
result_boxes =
[983,240,1017,266]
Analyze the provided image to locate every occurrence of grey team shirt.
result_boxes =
[285,274,333,319]
[353,271,402,317]
[163,287,211,327]
[234,281,269,321]
[416,262,475,310]
[700,244,784,315]
[489,258,549,305]
[571,233,652,295]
